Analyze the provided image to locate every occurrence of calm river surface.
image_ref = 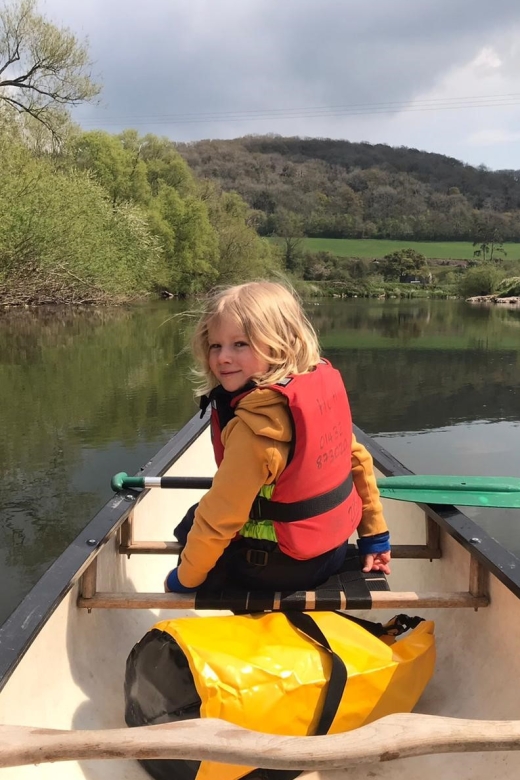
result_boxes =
[1,298,519,624]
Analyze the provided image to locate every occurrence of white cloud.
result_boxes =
[468,129,520,146]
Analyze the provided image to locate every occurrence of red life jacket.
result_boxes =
[209,360,363,560]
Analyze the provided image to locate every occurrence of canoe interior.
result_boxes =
[0,417,520,779]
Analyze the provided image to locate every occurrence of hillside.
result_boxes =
[176,135,520,242]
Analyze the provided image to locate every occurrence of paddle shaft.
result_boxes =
[111,472,520,508]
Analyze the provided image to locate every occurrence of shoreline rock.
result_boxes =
[466,295,520,306]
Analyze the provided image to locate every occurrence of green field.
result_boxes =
[295,238,520,260]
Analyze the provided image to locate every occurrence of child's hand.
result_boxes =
[164,568,198,593]
[357,531,391,574]
[362,551,391,575]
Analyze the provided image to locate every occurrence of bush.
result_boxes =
[458,266,501,299]
[495,277,520,297]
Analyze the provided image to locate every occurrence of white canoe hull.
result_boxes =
[1,419,519,779]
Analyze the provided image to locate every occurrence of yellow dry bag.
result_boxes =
[125,611,435,780]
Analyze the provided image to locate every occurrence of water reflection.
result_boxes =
[1,298,520,622]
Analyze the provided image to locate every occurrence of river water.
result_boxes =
[1,298,519,624]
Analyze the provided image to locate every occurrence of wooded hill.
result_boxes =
[176,136,520,242]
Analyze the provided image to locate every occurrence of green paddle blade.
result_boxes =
[376,475,520,509]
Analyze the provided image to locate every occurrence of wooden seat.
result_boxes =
[78,544,489,612]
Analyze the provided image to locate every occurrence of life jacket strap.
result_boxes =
[249,473,354,523]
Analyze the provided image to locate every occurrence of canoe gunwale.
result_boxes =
[0,411,210,694]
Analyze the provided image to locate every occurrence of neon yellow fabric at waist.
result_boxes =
[240,484,278,542]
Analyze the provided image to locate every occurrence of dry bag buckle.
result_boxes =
[245,549,269,567]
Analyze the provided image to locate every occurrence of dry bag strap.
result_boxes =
[250,473,354,523]
[285,611,347,736]
[335,611,424,637]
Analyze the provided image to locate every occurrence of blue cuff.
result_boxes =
[165,568,198,593]
[357,531,390,556]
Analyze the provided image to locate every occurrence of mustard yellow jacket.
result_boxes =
[178,388,388,588]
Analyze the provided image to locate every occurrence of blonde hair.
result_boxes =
[192,281,321,395]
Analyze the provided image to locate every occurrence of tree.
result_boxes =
[274,209,305,272]
[0,0,99,136]
[136,132,195,197]
[472,229,507,264]
[147,184,218,295]
[472,213,507,263]
[377,249,428,282]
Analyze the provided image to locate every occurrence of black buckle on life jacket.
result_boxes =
[245,549,269,567]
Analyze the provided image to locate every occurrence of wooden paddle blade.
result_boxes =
[2,714,520,769]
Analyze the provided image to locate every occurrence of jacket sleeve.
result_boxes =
[351,434,389,538]
[177,418,288,588]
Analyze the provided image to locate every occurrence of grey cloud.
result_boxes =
[45,0,520,164]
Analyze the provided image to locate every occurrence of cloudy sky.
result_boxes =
[42,0,520,170]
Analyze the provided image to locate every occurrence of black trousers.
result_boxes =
[175,504,349,592]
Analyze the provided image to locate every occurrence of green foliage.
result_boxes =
[68,129,277,295]
[202,185,278,284]
[70,131,151,205]
[378,249,428,282]
[137,133,195,197]
[458,267,502,299]
[0,0,100,137]
[495,277,520,297]
[0,136,164,303]
[148,185,218,294]
[303,250,338,281]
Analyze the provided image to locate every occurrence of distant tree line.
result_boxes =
[176,136,520,243]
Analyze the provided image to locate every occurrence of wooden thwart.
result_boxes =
[1,713,520,769]
[117,512,442,560]
[78,590,488,610]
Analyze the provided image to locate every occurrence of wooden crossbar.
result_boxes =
[118,510,443,561]
[77,590,489,611]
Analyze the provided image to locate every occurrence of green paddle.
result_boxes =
[376,475,520,509]
[111,472,520,509]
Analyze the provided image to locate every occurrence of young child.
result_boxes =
[165,281,391,594]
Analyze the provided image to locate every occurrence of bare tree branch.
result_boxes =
[1,92,54,132]
[0,0,100,137]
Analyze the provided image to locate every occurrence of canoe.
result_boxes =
[1,412,520,778]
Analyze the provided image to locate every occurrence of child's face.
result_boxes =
[207,317,270,392]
